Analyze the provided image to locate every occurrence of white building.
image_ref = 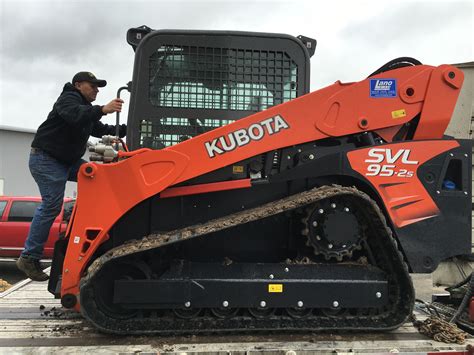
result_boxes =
[0,125,80,197]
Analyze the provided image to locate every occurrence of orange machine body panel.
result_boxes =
[61,64,464,310]
[347,140,459,227]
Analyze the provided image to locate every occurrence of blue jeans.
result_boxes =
[21,149,85,260]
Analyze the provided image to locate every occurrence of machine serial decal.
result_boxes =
[204,115,290,158]
[370,78,397,98]
[391,109,406,119]
[364,148,418,177]
[268,284,283,293]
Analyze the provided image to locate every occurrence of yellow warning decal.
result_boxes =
[233,165,244,174]
[268,284,283,293]
[391,109,407,119]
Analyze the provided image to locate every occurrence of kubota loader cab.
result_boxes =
[125,26,315,150]
[48,26,472,335]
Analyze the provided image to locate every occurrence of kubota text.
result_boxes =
[204,115,290,158]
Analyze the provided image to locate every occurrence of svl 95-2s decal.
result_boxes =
[347,141,459,228]
[364,148,418,177]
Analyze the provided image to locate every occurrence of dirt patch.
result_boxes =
[39,305,83,320]
[40,306,65,318]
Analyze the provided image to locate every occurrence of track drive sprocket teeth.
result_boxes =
[301,199,365,261]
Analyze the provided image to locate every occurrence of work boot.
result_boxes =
[16,256,49,281]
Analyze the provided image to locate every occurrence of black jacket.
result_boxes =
[31,83,126,164]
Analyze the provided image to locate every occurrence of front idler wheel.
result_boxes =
[93,260,151,320]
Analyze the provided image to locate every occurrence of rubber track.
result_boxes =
[79,185,415,334]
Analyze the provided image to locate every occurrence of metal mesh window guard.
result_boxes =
[143,44,298,148]
[140,117,235,149]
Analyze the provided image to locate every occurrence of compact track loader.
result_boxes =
[49,26,472,334]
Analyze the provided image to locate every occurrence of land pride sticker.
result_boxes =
[370,78,397,98]
[204,115,290,158]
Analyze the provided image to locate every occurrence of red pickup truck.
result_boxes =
[0,196,74,259]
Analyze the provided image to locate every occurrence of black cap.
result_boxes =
[72,72,107,87]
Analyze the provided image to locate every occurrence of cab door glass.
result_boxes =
[7,201,40,222]
[0,201,7,218]
[142,45,299,148]
[62,201,75,222]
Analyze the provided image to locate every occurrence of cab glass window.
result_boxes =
[7,201,40,222]
[0,201,7,218]
[148,46,297,111]
[143,45,298,148]
[62,200,75,222]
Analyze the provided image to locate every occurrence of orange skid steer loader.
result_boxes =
[48,27,472,334]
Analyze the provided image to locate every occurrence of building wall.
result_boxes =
[0,126,79,197]
[446,63,474,139]
[464,66,474,245]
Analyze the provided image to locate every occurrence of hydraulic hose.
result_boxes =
[450,272,474,323]
[446,272,472,292]
[368,57,422,78]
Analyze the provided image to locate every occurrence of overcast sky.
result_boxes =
[0,0,472,130]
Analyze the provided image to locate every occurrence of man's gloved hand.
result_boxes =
[119,123,127,138]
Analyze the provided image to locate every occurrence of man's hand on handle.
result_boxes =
[102,98,124,114]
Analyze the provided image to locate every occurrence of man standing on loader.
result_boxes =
[16,71,126,281]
